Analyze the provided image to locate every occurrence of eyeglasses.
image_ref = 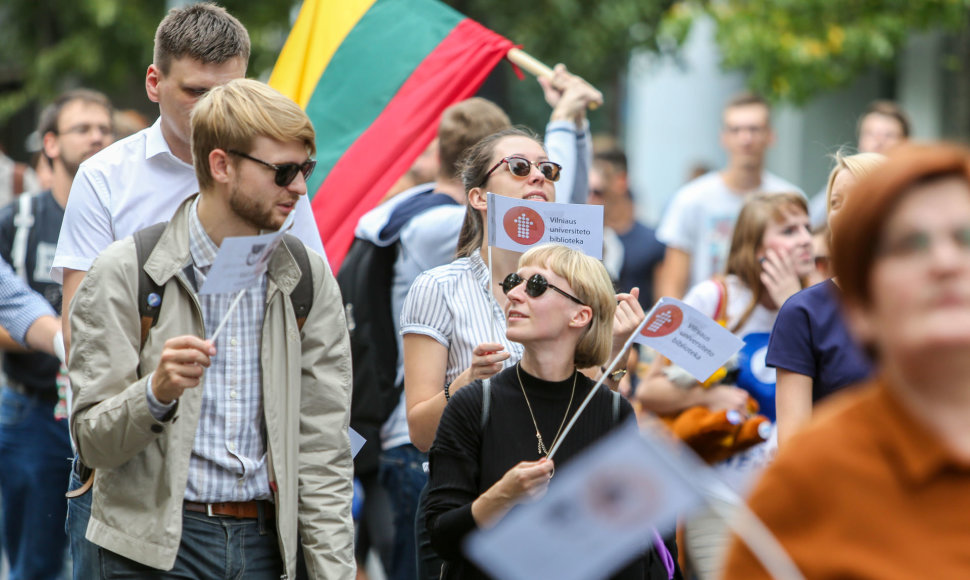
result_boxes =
[483,156,561,185]
[501,272,585,305]
[228,149,316,187]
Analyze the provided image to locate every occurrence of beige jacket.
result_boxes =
[69,196,354,579]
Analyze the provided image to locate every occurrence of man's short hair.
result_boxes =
[857,100,911,139]
[37,89,113,160]
[593,149,628,175]
[723,91,771,123]
[191,79,315,190]
[437,98,511,180]
[154,3,250,75]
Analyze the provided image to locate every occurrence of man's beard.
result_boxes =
[229,182,285,231]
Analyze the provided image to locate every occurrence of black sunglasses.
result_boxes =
[501,272,585,305]
[483,156,562,185]
[228,149,316,187]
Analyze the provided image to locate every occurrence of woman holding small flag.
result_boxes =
[636,191,814,580]
[422,243,677,579]
[400,128,648,578]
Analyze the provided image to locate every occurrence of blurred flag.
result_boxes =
[270,0,516,270]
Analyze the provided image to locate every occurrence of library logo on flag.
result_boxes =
[503,207,544,245]
[641,304,683,338]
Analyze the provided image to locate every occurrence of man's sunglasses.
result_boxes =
[483,156,562,185]
[228,150,316,187]
[501,272,585,305]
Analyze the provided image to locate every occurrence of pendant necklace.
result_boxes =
[516,363,576,478]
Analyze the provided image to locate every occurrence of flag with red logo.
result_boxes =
[634,297,744,382]
[486,193,604,258]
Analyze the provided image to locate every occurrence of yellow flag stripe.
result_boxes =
[269,0,379,108]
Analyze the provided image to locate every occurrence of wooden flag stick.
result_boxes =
[506,48,601,110]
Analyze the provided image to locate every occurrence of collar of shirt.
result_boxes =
[144,118,192,168]
[875,379,970,486]
[188,196,219,276]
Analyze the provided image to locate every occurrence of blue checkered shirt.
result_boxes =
[147,199,271,502]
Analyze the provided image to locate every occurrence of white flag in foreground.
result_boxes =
[200,211,296,295]
[486,193,603,259]
[634,297,745,383]
[465,421,703,580]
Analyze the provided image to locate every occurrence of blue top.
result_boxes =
[766,279,873,403]
[0,190,63,393]
[616,220,665,311]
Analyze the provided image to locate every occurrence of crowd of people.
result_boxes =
[0,2,965,580]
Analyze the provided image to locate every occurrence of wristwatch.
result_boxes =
[602,366,628,382]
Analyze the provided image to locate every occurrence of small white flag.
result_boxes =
[465,422,703,580]
[634,297,745,383]
[487,193,603,259]
[199,212,296,295]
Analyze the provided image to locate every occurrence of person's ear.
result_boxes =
[569,305,593,329]
[42,131,59,162]
[468,186,488,211]
[146,64,161,104]
[209,149,231,184]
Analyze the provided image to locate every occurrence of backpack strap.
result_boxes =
[480,378,492,431]
[133,223,168,349]
[282,234,312,331]
[11,192,35,281]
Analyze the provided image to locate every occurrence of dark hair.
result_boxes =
[454,127,543,258]
[593,149,628,174]
[832,143,970,306]
[856,100,911,139]
[437,98,510,180]
[154,3,250,75]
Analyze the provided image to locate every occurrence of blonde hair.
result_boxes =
[191,79,315,190]
[824,151,887,217]
[725,192,808,331]
[518,245,616,368]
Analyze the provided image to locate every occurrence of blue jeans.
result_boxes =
[66,459,99,580]
[378,444,427,580]
[0,386,72,579]
[98,506,282,578]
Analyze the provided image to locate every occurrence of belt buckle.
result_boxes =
[206,503,215,517]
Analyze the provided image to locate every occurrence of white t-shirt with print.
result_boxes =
[657,171,803,289]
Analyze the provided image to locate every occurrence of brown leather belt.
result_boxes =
[184,500,273,520]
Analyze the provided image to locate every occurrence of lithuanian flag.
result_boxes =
[269,0,515,270]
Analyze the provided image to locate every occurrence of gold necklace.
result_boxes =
[516,363,576,462]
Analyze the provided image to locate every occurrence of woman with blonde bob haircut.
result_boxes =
[424,244,671,579]
[767,152,886,447]
[637,191,813,580]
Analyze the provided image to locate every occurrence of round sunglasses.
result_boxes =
[228,149,317,187]
[501,272,585,305]
[483,156,562,186]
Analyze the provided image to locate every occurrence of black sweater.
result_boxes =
[426,364,666,580]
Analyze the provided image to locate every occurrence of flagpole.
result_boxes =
[209,289,247,343]
[506,49,601,110]
[488,244,498,344]
[546,301,658,461]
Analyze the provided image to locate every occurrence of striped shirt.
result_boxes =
[0,257,55,344]
[148,199,270,502]
[400,252,523,389]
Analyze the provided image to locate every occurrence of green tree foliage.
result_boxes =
[0,0,293,125]
[665,0,970,103]
[445,0,679,133]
